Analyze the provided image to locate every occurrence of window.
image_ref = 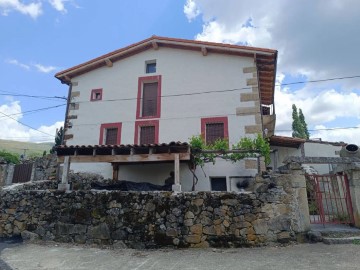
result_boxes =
[146,61,156,73]
[201,117,229,145]
[99,123,122,145]
[142,82,158,117]
[134,120,159,145]
[211,177,227,191]
[140,126,155,145]
[105,128,118,145]
[90,89,103,101]
[136,76,161,119]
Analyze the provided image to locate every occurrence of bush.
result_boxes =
[0,150,20,164]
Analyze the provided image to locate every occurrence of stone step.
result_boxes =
[323,236,360,245]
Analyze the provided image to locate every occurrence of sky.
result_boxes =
[1,0,360,145]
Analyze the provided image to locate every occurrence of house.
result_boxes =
[269,135,346,174]
[55,36,278,191]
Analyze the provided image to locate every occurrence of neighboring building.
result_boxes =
[55,36,277,191]
[269,135,346,174]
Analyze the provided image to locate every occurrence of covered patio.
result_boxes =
[56,142,191,191]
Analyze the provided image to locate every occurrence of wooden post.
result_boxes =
[112,163,119,181]
[58,156,71,191]
[172,154,181,192]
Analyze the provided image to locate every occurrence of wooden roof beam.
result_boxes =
[201,46,208,56]
[105,58,113,67]
[152,41,159,50]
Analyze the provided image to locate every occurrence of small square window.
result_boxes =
[90,89,103,101]
[211,177,227,191]
[146,62,156,73]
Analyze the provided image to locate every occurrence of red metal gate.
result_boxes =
[306,174,354,225]
[12,163,33,183]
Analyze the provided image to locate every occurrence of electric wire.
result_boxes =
[0,104,66,119]
[0,110,55,137]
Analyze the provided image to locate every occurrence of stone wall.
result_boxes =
[0,173,308,248]
[32,154,58,182]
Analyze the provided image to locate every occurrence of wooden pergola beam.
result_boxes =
[57,152,191,163]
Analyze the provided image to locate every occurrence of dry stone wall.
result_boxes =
[0,173,307,248]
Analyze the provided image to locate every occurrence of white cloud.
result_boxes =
[34,63,57,73]
[311,125,360,145]
[6,59,30,70]
[184,0,200,22]
[0,101,63,142]
[186,0,360,144]
[185,0,360,88]
[274,73,360,143]
[0,0,74,18]
[48,0,67,13]
[5,59,58,73]
[0,0,42,18]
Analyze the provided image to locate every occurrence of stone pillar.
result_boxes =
[58,156,71,191]
[347,169,360,228]
[5,164,14,186]
[288,162,311,232]
[172,154,181,192]
[30,163,36,182]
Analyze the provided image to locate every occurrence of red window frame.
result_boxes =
[136,75,161,119]
[90,88,103,101]
[134,120,159,144]
[201,117,229,144]
[99,122,122,145]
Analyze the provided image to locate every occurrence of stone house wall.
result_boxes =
[0,173,309,248]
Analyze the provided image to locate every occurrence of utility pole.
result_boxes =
[21,148,29,160]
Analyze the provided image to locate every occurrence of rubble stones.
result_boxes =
[0,173,303,248]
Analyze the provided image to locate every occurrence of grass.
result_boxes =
[0,139,54,157]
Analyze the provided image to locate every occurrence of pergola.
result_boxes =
[56,142,191,191]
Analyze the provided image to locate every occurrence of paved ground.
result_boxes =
[1,242,360,270]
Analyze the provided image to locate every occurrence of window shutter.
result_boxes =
[206,123,224,144]
[140,126,155,144]
[105,128,118,144]
[142,82,158,117]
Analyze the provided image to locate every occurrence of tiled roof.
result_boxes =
[56,141,189,156]
[269,135,305,148]
[55,35,277,106]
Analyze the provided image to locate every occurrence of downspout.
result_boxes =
[61,80,72,145]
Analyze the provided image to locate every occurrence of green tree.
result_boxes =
[298,108,310,139]
[292,104,309,139]
[50,126,64,153]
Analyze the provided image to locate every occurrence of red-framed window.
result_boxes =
[134,120,159,145]
[136,75,161,119]
[99,122,122,145]
[90,88,103,101]
[201,117,229,145]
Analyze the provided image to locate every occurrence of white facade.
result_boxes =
[271,140,344,174]
[57,37,277,191]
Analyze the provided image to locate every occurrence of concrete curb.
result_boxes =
[323,237,360,245]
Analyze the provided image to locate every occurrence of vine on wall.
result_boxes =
[189,133,271,168]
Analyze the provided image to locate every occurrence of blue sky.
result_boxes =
[1,0,360,144]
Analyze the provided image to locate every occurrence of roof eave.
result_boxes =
[55,36,277,83]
